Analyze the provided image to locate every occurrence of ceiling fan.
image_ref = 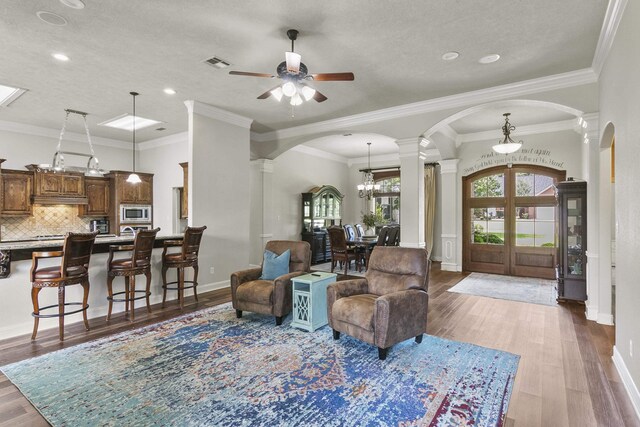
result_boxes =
[229,29,355,105]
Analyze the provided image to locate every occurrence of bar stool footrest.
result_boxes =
[32,302,88,318]
[163,280,198,291]
[108,290,151,303]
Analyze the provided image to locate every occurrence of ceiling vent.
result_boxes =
[204,56,231,69]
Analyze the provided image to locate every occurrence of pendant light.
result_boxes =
[126,91,142,184]
[357,142,381,199]
[492,113,523,154]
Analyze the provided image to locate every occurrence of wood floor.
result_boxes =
[0,264,637,426]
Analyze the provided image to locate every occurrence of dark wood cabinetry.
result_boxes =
[79,177,110,217]
[26,166,87,204]
[0,169,33,217]
[556,180,587,302]
[114,173,153,204]
[179,162,188,219]
[301,185,343,264]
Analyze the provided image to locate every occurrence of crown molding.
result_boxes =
[592,0,629,76]
[582,112,600,140]
[138,131,188,151]
[250,68,597,143]
[289,144,349,164]
[439,159,460,174]
[184,100,253,129]
[457,119,579,143]
[0,119,131,150]
[250,158,274,173]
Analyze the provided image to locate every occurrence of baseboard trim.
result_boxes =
[441,262,458,272]
[586,304,598,321]
[597,313,615,325]
[613,346,640,421]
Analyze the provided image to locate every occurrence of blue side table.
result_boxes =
[291,272,337,332]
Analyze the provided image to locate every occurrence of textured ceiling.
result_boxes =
[0,0,607,145]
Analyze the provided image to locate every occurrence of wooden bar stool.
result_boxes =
[30,231,98,341]
[106,228,160,321]
[161,226,207,309]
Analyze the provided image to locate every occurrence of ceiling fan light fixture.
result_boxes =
[285,51,301,74]
[282,81,297,97]
[270,86,284,102]
[290,93,303,106]
[301,85,316,101]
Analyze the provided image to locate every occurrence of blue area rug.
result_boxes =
[1,304,519,426]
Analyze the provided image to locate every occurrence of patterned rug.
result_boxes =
[1,304,519,426]
[449,272,557,306]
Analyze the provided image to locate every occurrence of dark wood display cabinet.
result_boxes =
[301,185,344,264]
[555,179,587,302]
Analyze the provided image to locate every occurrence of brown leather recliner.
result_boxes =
[327,246,430,360]
[231,240,311,325]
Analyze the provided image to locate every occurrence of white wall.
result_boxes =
[139,135,188,235]
[599,0,640,412]
[0,129,131,171]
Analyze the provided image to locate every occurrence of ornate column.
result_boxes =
[439,159,460,271]
[251,159,274,264]
[396,137,427,248]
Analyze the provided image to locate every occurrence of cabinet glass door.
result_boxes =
[566,197,584,277]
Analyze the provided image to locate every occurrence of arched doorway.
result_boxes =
[463,165,566,279]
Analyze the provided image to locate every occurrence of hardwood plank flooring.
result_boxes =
[0,264,637,426]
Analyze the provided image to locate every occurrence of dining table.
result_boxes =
[346,235,378,271]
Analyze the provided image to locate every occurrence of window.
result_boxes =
[374,176,400,223]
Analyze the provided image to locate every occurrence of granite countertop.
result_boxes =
[0,234,184,251]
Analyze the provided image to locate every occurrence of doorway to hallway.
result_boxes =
[462,165,566,279]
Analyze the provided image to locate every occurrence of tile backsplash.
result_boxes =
[1,205,91,241]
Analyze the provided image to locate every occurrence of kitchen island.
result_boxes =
[0,233,211,340]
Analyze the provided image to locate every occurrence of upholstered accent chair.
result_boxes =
[231,240,311,325]
[327,246,430,360]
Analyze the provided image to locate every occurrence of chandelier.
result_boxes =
[357,142,380,199]
[492,113,523,154]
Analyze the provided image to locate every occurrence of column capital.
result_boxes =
[396,137,427,159]
[251,159,274,173]
[184,100,253,129]
[439,159,460,174]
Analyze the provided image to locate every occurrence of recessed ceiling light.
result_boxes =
[441,51,459,61]
[59,0,85,9]
[52,53,70,62]
[0,84,27,107]
[36,11,67,26]
[479,54,501,64]
[342,133,352,137]
[99,114,163,131]
[163,88,176,95]
[156,127,167,131]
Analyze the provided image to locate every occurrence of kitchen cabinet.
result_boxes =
[26,165,87,204]
[555,179,587,302]
[79,177,110,217]
[180,162,188,219]
[0,169,33,216]
[112,172,153,204]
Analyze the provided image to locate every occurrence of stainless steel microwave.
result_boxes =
[120,205,152,223]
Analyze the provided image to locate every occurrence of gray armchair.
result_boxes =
[231,240,311,325]
[327,246,430,359]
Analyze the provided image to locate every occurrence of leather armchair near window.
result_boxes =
[327,246,430,360]
[231,240,311,325]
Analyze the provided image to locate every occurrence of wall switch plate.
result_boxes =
[210,267,215,275]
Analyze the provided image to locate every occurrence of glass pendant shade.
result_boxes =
[290,93,303,106]
[270,86,284,102]
[301,85,316,101]
[126,173,142,184]
[282,82,297,97]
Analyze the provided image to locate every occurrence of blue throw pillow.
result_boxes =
[260,249,290,280]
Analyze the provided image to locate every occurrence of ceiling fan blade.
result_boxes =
[229,71,275,78]
[257,85,282,100]
[313,90,328,103]
[309,72,355,81]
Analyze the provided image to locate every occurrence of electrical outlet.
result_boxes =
[210,267,215,275]
[631,340,634,358]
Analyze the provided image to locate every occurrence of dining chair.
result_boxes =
[355,223,365,237]
[327,225,361,275]
[343,224,356,241]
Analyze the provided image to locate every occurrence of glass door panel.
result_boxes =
[471,207,505,245]
[515,206,556,247]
